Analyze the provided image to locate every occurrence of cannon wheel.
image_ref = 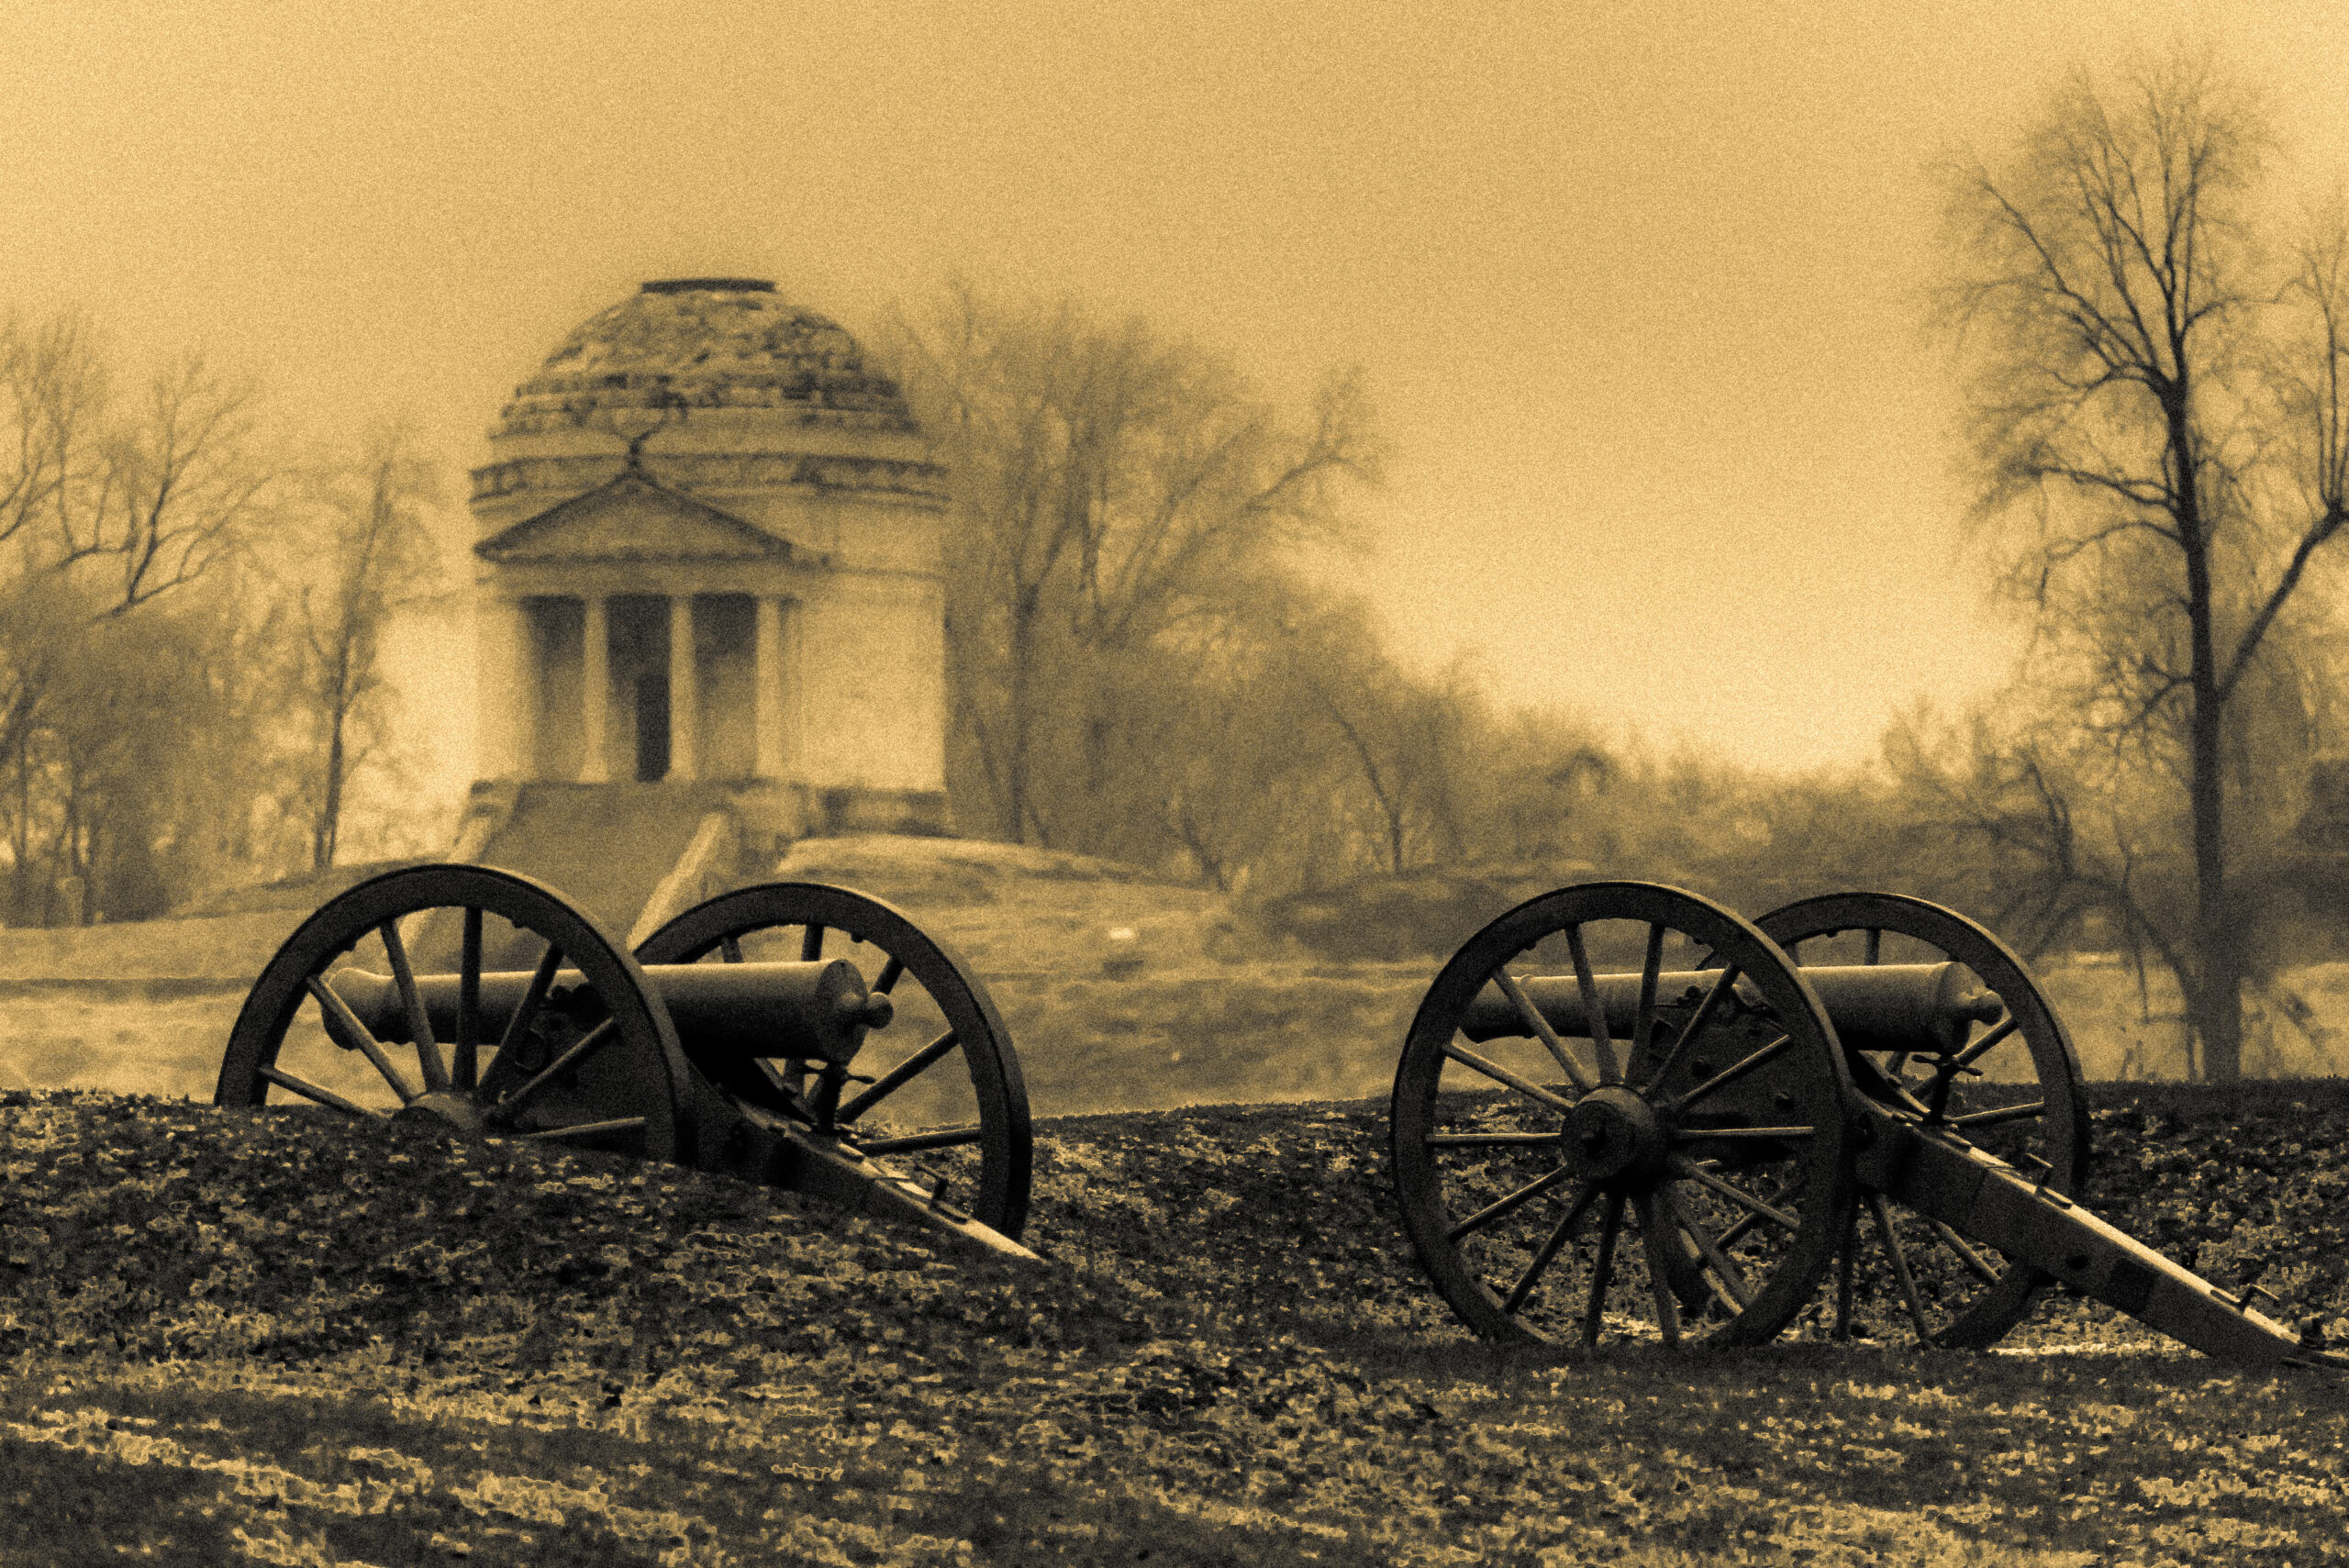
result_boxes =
[1391,882,1854,1349]
[1758,891,2091,1350]
[217,864,696,1162]
[633,882,1032,1240]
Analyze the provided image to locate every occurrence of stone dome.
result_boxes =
[471,279,944,520]
[491,279,919,441]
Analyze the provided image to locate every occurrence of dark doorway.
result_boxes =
[696,593,758,779]
[607,595,671,781]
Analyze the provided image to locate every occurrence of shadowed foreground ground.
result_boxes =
[0,1083,2345,1565]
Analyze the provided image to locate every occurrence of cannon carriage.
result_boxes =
[208,863,2343,1372]
[215,864,1033,1258]
[1394,880,2338,1369]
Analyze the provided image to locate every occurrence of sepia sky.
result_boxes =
[5,0,2347,785]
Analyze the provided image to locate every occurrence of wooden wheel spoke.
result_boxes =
[1640,964,1741,1091]
[1633,1192,1683,1347]
[873,956,906,995]
[1871,1193,1934,1343]
[1952,1013,2019,1071]
[800,923,826,961]
[1713,1171,1796,1255]
[1864,929,1882,965]
[1563,925,1620,1084]
[1583,1195,1624,1346]
[491,1018,619,1123]
[454,907,484,1093]
[1667,1033,1793,1112]
[1490,969,1597,1093]
[1630,922,1665,1075]
[1930,1218,2003,1285]
[496,942,565,1058]
[838,1029,959,1124]
[1947,1098,2045,1130]
[1444,1162,1575,1242]
[857,1125,983,1156]
[513,1117,647,1142]
[1660,1184,1753,1310]
[1425,1129,1562,1147]
[1667,1154,1798,1229]
[307,976,418,1106]
[257,1063,376,1118]
[378,918,448,1094]
[718,935,744,963]
[1713,1207,1763,1253]
[1668,1124,1814,1142]
[1441,1040,1576,1115]
[1502,1181,1602,1312]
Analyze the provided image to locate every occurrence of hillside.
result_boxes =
[0,1082,2344,1564]
[0,835,1441,1113]
[11,835,2336,1110]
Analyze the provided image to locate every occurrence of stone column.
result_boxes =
[511,598,540,781]
[754,595,787,778]
[580,595,610,784]
[668,594,698,782]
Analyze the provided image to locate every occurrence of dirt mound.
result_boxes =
[6,1081,2343,1366]
[776,833,1186,904]
[1255,861,1599,962]
[2,1085,2346,1564]
[774,833,1245,977]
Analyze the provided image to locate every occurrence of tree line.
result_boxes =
[890,43,2349,1084]
[0,309,440,926]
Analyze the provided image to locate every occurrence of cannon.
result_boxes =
[1391,881,2347,1370]
[215,864,1034,1257]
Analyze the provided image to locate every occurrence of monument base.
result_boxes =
[449,778,951,946]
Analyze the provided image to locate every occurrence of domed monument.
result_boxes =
[457,279,948,938]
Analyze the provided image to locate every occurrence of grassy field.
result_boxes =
[19,833,2344,1111]
[0,1083,2345,1566]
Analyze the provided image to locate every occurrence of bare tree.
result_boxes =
[0,310,284,920]
[282,427,444,870]
[1264,596,1479,877]
[1937,46,2349,1079]
[0,312,271,763]
[892,285,1380,849]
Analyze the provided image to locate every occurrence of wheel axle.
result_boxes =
[1563,1086,1666,1184]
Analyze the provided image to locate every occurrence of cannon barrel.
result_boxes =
[1459,962,2002,1056]
[328,960,892,1067]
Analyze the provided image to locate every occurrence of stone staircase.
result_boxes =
[423,782,751,967]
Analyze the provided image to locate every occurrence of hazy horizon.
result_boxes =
[8,0,2347,814]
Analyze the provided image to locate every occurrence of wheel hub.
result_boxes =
[392,1091,491,1140]
[1563,1084,1667,1184]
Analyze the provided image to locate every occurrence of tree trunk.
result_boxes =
[1004,587,1040,846]
[313,708,346,872]
[2189,757,2244,1083]
[2176,415,2243,1082]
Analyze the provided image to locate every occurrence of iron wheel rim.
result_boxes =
[216,863,694,1162]
[1391,881,1854,1350]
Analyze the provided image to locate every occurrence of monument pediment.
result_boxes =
[475,465,794,562]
